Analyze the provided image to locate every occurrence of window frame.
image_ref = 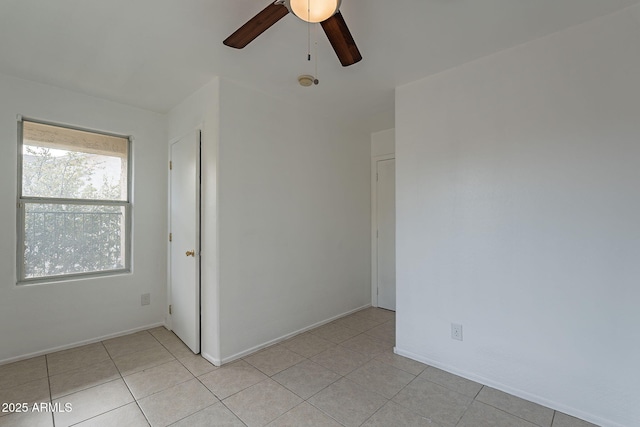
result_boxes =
[16,117,133,284]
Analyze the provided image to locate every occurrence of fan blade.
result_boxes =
[223,2,289,49]
[320,11,362,67]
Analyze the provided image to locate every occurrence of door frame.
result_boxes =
[371,154,395,308]
[167,128,202,344]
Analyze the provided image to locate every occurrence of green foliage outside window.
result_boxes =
[19,121,130,281]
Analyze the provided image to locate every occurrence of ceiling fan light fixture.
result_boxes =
[288,0,341,23]
[298,74,316,86]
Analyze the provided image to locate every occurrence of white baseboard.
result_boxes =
[0,322,165,366]
[220,304,372,365]
[201,351,221,367]
[394,347,624,427]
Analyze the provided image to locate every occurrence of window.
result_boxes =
[17,119,131,283]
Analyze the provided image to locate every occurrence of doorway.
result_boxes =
[373,156,395,311]
[169,130,201,353]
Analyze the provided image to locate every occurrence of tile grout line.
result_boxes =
[212,376,270,402]
[389,374,435,421]
[374,354,428,376]
[161,402,216,427]
[299,352,391,427]
[66,401,139,427]
[127,330,189,427]
[102,337,152,427]
[473,384,484,399]
[453,388,479,427]
[251,315,403,426]
[213,375,281,426]
[218,399,250,427]
[175,341,250,425]
[471,397,552,427]
[45,354,56,427]
[101,339,128,380]
[357,401,387,427]
[57,341,132,427]
[303,391,350,427]
[450,385,485,427]
[239,347,349,426]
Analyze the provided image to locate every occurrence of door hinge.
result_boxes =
[169,305,172,315]
[169,161,172,170]
[169,233,172,242]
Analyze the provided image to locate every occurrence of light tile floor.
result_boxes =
[0,308,599,427]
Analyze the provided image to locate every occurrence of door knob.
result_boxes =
[185,250,195,257]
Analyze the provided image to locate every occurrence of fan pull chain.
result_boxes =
[314,23,319,84]
[307,0,311,61]
[307,23,311,61]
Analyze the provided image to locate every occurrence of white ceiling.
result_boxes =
[1,0,639,132]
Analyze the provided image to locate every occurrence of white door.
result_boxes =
[377,158,396,311]
[170,130,201,353]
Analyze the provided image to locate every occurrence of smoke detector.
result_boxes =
[298,75,319,87]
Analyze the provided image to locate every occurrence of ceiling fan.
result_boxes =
[223,0,362,67]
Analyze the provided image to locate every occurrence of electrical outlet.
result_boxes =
[141,293,151,306]
[451,323,463,341]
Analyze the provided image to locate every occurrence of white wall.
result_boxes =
[395,6,640,427]
[218,79,371,361]
[167,77,371,364]
[0,73,167,363]
[371,128,395,157]
[167,78,221,363]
